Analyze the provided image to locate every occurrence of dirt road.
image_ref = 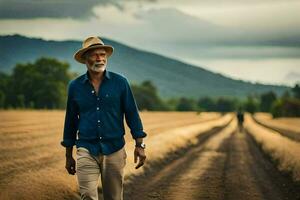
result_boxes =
[123,120,300,200]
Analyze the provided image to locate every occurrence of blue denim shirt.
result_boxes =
[60,69,147,156]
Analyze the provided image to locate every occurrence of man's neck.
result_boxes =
[88,70,105,83]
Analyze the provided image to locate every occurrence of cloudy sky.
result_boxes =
[0,0,299,86]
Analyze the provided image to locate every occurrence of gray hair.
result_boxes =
[82,51,91,61]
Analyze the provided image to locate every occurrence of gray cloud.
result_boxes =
[101,7,300,61]
[0,0,154,19]
[156,0,299,5]
[1,0,298,20]
[133,8,300,47]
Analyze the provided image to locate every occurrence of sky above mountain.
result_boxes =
[0,0,299,86]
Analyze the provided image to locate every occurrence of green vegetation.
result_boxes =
[0,57,299,117]
[0,57,74,109]
[270,85,300,117]
[131,80,169,111]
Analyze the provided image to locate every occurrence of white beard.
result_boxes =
[88,63,106,72]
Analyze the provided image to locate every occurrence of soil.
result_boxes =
[122,124,300,200]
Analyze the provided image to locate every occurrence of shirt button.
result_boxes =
[98,120,100,123]
[97,98,100,100]
[97,107,99,110]
[91,90,95,94]
[99,136,102,139]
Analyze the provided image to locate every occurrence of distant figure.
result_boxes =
[60,36,147,200]
[237,108,244,133]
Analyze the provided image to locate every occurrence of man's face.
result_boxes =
[85,48,107,73]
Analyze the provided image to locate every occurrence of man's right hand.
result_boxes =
[65,156,76,175]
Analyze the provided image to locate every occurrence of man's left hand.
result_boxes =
[134,147,146,169]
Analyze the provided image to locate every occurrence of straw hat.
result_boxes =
[74,36,114,64]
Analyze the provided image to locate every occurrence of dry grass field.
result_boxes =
[245,114,300,182]
[253,113,300,133]
[253,113,300,142]
[0,110,225,200]
[0,110,299,200]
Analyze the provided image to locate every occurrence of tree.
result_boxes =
[176,97,197,111]
[6,57,72,109]
[131,80,169,111]
[281,90,291,99]
[215,97,237,113]
[260,91,277,112]
[244,96,259,114]
[0,72,9,108]
[0,91,5,108]
[292,83,300,99]
[271,98,300,118]
[197,97,216,111]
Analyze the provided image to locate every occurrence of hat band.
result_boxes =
[87,43,104,48]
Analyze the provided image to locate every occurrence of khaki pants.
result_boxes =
[76,146,127,200]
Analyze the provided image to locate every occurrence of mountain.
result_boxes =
[0,34,289,99]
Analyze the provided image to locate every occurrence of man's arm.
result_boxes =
[61,82,79,175]
[135,137,143,145]
[122,78,147,139]
[66,146,73,157]
[122,78,147,169]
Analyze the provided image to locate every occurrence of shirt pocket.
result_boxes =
[101,94,120,112]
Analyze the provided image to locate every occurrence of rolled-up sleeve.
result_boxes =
[122,78,147,139]
[60,81,79,147]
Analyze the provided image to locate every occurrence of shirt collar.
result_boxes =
[82,69,111,84]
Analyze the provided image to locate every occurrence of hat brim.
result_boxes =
[74,45,114,64]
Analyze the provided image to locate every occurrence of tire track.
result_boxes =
[124,120,300,200]
[245,130,300,200]
[124,120,235,200]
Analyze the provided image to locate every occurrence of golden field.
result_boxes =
[0,110,227,200]
[253,113,300,134]
[245,114,300,182]
[1,110,299,200]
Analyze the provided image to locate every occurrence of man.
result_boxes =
[237,107,244,133]
[60,36,147,200]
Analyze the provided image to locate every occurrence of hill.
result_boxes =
[0,35,289,99]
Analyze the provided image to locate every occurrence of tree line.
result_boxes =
[0,58,74,109]
[0,57,299,117]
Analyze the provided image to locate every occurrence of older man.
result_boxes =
[60,36,147,200]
